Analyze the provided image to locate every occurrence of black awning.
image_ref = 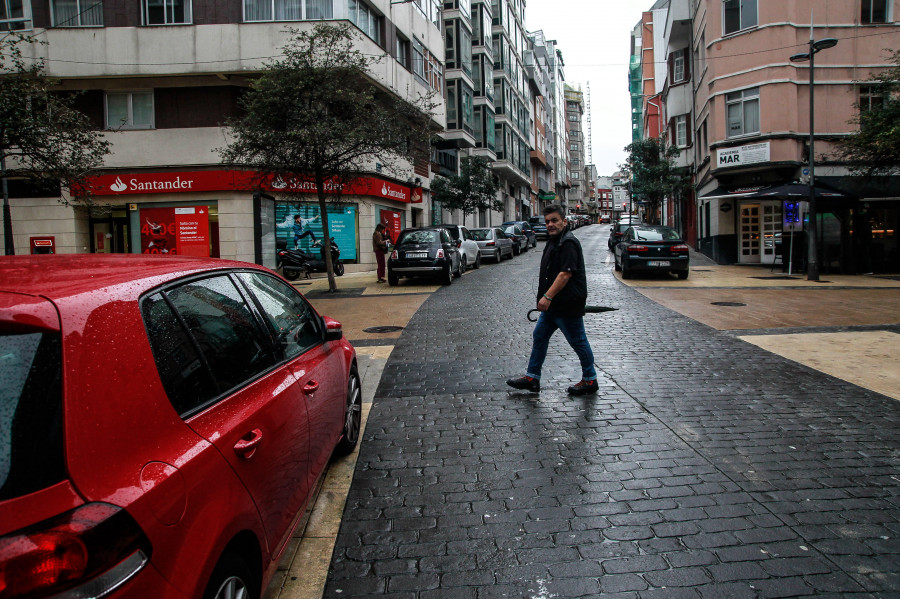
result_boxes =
[698,185,766,200]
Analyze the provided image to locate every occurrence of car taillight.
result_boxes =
[390,250,398,260]
[627,245,649,252]
[436,249,445,259]
[0,503,151,598]
[671,244,690,252]
[485,242,495,246]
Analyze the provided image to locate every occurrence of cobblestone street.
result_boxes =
[323,226,900,598]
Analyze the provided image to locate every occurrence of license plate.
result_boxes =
[647,261,671,267]
[406,252,428,259]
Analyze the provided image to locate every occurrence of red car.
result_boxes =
[0,255,360,599]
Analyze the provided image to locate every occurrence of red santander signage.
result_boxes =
[79,170,421,203]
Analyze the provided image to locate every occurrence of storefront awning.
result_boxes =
[698,185,766,201]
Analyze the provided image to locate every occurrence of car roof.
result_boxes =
[0,255,264,302]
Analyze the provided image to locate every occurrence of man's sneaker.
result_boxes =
[506,376,540,392]
[567,380,599,395]
[312,240,322,247]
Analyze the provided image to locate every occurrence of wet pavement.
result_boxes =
[270,226,900,599]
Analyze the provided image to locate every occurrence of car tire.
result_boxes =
[473,252,481,269]
[621,260,632,280]
[614,256,621,271]
[388,271,399,286]
[203,552,259,599]
[495,249,503,263]
[335,368,361,456]
[456,256,466,277]
[442,265,453,285]
[513,244,520,256]
[676,270,689,280]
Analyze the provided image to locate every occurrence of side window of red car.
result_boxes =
[236,272,321,360]
[143,275,277,416]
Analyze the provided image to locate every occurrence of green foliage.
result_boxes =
[0,32,111,200]
[430,156,500,217]
[836,50,900,176]
[621,137,690,224]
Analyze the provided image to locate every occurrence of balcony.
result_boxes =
[530,148,549,168]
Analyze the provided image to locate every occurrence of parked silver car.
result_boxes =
[443,224,482,272]
[470,227,515,263]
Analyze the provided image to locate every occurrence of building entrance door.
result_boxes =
[740,204,761,264]
[761,203,782,265]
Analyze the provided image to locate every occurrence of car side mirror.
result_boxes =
[323,317,343,342]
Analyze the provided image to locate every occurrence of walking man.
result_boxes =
[507,204,598,395]
[292,214,320,248]
[373,223,389,283]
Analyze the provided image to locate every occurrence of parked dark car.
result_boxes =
[0,255,360,599]
[471,227,515,262]
[613,225,690,279]
[503,224,529,255]
[608,222,632,250]
[502,220,537,248]
[388,227,461,286]
[528,216,548,240]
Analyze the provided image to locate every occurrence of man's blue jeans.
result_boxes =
[526,311,596,381]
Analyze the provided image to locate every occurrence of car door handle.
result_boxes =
[302,380,320,395]
[234,429,263,459]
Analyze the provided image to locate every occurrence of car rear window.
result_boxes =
[398,230,438,245]
[470,229,491,241]
[445,228,460,240]
[0,331,64,500]
[633,228,681,241]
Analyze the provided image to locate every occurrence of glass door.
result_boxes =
[761,203,782,264]
[740,204,761,264]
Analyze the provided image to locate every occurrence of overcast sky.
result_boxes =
[525,1,649,177]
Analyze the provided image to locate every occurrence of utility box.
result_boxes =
[30,237,55,254]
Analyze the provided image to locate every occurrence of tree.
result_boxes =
[220,23,438,291]
[836,49,900,177]
[430,156,500,219]
[1,32,112,255]
[621,138,690,224]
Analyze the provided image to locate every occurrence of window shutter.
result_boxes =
[683,49,691,82]
[686,118,693,147]
[668,53,674,82]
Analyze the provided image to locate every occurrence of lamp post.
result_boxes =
[790,33,837,281]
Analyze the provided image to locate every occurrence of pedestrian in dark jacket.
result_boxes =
[373,223,389,283]
[507,203,598,395]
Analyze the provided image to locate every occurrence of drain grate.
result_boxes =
[750,276,798,280]
[363,325,405,333]
[711,301,747,307]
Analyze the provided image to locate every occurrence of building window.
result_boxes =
[675,114,687,147]
[413,38,426,80]
[570,130,578,138]
[348,0,380,44]
[672,48,687,83]
[569,143,578,151]
[1,0,32,30]
[413,0,440,27]
[859,85,885,112]
[726,87,759,137]
[143,0,191,24]
[52,0,102,26]
[244,0,334,23]
[723,0,757,35]
[571,172,580,180]
[861,0,889,23]
[106,91,154,129]
[568,114,577,122]
[396,35,410,70]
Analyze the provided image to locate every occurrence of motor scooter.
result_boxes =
[278,238,344,280]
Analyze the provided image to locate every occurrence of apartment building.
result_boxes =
[2,0,445,270]
[525,29,555,213]
[564,84,586,212]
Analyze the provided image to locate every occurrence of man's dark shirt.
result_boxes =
[538,228,587,316]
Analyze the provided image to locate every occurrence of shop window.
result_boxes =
[723,0,757,35]
[143,0,190,24]
[861,0,889,23]
[1,0,32,30]
[51,0,102,26]
[726,87,759,137]
[106,91,154,130]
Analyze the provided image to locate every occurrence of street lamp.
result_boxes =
[790,35,838,281]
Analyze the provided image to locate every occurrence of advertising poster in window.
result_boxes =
[140,206,210,256]
[379,209,403,244]
[275,203,358,260]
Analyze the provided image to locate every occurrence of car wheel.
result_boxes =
[495,249,503,263]
[473,252,481,269]
[334,261,345,276]
[621,260,632,280]
[282,268,301,281]
[203,552,259,599]
[442,265,453,285]
[513,244,520,256]
[676,270,689,280]
[335,368,361,456]
[456,255,466,277]
[388,271,399,286]
[614,255,621,271]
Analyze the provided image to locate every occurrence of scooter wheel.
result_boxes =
[335,262,345,276]
[283,268,301,281]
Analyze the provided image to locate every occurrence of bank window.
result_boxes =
[143,0,191,24]
[861,0,889,23]
[243,0,333,22]
[859,85,885,112]
[726,87,759,137]
[106,91,154,130]
[1,0,32,30]
[51,0,102,26]
[723,0,756,35]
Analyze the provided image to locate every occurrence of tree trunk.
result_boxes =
[315,173,338,292]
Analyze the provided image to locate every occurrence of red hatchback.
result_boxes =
[0,255,360,599]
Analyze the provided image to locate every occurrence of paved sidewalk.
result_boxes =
[321,227,900,598]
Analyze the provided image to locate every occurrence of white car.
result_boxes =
[443,225,482,272]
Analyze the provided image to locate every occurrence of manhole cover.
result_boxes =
[363,325,404,333]
[711,301,746,307]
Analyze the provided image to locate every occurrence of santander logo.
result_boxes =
[110,177,127,193]
[381,183,388,195]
